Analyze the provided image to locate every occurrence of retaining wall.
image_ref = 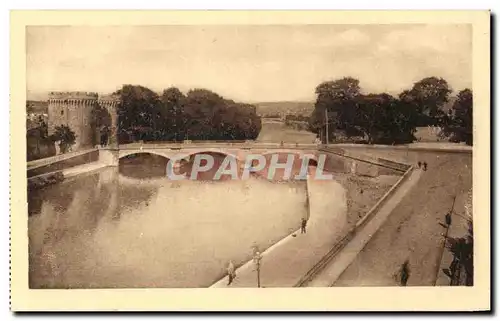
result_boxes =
[27,150,99,177]
[377,158,411,175]
[319,148,407,177]
[27,171,65,191]
[331,143,472,154]
[295,163,415,287]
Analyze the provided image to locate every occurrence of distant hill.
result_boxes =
[26,90,49,102]
[255,96,458,118]
[255,101,314,117]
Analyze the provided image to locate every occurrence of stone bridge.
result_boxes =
[27,142,415,179]
[98,142,320,167]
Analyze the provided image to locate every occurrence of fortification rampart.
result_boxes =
[97,94,120,147]
[47,91,120,152]
[48,92,98,100]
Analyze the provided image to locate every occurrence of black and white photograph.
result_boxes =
[9,9,490,311]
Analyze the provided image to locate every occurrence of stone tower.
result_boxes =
[48,92,98,151]
[97,94,120,148]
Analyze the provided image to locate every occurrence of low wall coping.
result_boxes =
[294,164,415,287]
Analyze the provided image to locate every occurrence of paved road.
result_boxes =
[305,168,422,287]
[332,152,472,286]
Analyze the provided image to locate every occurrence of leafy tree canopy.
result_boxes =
[50,125,77,153]
[440,88,473,145]
[116,85,261,143]
[405,77,452,122]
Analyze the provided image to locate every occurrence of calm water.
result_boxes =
[28,155,310,288]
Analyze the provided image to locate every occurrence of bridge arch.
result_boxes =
[179,149,242,181]
[118,149,174,161]
[118,150,174,179]
[181,148,241,163]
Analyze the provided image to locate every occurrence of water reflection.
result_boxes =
[118,152,318,182]
[28,159,309,288]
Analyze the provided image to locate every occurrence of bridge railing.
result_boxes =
[116,141,320,150]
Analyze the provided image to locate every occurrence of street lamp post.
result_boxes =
[253,251,263,288]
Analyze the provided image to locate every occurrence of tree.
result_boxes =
[351,93,416,145]
[309,77,363,142]
[115,85,262,142]
[181,89,262,140]
[50,125,76,153]
[386,91,420,144]
[440,88,473,145]
[228,102,262,140]
[405,77,452,125]
[114,85,163,142]
[354,93,393,144]
[91,104,112,146]
[183,89,226,140]
[160,87,187,141]
[309,77,420,144]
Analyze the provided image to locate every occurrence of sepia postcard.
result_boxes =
[10,10,490,311]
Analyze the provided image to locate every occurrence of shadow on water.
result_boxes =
[119,153,169,179]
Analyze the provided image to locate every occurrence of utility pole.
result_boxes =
[253,250,262,288]
[324,108,329,145]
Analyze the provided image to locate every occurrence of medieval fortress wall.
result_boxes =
[48,91,119,151]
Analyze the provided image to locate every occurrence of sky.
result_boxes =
[26,24,472,102]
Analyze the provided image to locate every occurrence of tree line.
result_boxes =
[308,76,473,145]
[115,85,262,143]
[27,114,76,160]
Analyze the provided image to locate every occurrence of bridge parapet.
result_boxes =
[48,91,98,101]
[116,142,319,150]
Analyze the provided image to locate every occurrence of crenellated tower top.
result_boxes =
[48,91,99,100]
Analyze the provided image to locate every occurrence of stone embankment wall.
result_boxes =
[318,148,409,177]
[27,150,99,178]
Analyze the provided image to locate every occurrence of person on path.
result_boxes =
[445,212,452,226]
[423,162,428,171]
[399,260,411,286]
[227,260,236,285]
[301,217,307,234]
[417,161,422,169]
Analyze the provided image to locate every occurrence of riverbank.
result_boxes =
[28,162,108,190]
[210,177,348,288]
[28,170,312,288]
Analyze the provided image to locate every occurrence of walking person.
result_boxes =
[445,212,452,226]
[227,260,236,286]
[417,161,422,169]
[301,217,308,234]
[423,162,428,171]
[399,260,411,286]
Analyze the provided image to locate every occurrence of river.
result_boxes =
[28,121,346,288]
[28,154,313,288]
